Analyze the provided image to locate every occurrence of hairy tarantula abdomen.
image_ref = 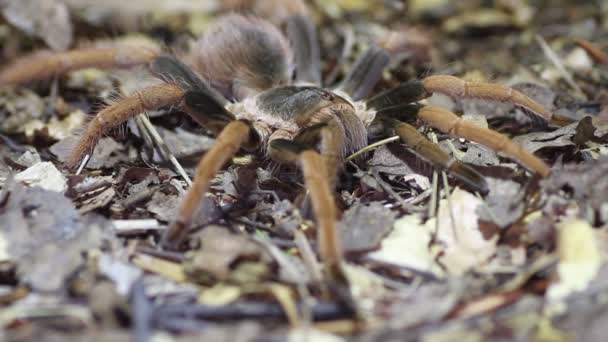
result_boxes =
[194,14,293,101]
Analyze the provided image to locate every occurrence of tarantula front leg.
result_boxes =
[373,113,489,195]
[422,75,554,123]
[162,119,255,248]
[65,55,231,170]
[368,76,558,125]
[368,78,552,176]
[418,105,551,176]
[0,42,160,86]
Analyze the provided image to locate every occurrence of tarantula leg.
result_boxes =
[575,39,608,65]
[419,105,551,176]
[286,14,322,85]
[268,139,345,281]
[422,75,553,123]
[66,83,185,169]
[150,56,225,100]
[338,46,390,101]
[388,119,489,195]
[366,80,426,110]
[162,120,253,249]
[291,117,347,187]
[0,45,160,86]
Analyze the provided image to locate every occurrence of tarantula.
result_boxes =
[0,2,553,281]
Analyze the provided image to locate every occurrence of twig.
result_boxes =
[113,219,163,232]
[75,154,91,175]
[441,171,458,242]
[346,135,400,161]
[139,114,192,186]
[294,230,324,284]
[535,34,587,99]
[371,169,425,213]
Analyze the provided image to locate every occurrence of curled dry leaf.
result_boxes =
[546,219,602,301]
[183,226,273,285]
[513,122,577,153]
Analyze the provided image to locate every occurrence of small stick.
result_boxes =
[113,219,162,231]
[139,114,192,186]
[294,230,324,284]
[441,171,458,242]
[371,169,425,213]
[134,115,155,151]
[75,154,90,175]
[535,34,587,99]
[345,135,400,161]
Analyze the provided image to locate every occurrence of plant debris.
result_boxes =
[2,1,608,341]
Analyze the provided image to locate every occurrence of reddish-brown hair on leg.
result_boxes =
[66,83,184,170]
[419,105,551,177]
[422,75,553,123]
[0,46,160,86]
[299,150,344,280]
[575,39,608,65]
[162,120,252,249]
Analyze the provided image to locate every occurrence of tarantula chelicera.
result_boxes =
[0,2,554,280]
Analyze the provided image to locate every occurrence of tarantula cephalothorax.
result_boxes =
[0,3,554,281]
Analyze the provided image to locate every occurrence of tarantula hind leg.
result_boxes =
[0,43,160,86]
[422,75,557,124]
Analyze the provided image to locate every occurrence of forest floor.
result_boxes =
[1,0,608,341]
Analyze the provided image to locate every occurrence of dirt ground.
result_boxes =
[1,0,608,341]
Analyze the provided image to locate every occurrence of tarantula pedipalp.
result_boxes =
[0,4,553,281]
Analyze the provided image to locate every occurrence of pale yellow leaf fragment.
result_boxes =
[267,283,300,327]
[131,254,186,283]
[367,215,443,277]
[198,283,242,306]
[427,188,498,275]
[289,327,345,342]
[546,219,602,301]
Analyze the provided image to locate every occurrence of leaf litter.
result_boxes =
[2,0,608,341]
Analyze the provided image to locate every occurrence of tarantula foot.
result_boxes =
[161,222,189,250]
